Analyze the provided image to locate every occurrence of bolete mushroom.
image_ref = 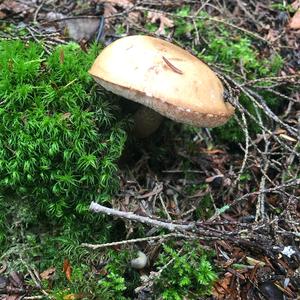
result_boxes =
[89,35,234,138]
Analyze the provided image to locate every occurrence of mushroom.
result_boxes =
[89,35,234,138]
[130,250,148,270]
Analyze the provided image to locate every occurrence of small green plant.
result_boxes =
[154,242,217,299]
[271,3,297,13]
[115,24,126,35]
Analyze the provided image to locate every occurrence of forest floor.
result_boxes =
[0,0,299,299]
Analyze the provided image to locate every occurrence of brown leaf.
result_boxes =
[63,259,72,282]
[5,296,19,300]
[103,3,117,19]
[291,1,300,10]
[40,267,56,280]
[128,11,141,24]
[96,0,133,8]
[289,10,300,29]
[266,28,279,42]
[0,11,6,19]
[147,12,174,35]
[212,273,232,299]
[0,0,30,16]
[202,148,225,155]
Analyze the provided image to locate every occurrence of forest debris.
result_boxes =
[259,281,285,300]
[0,0,31,18]
[65,18,100,41]
[289,10,300,29]
[103,2,117,19]
[212,273,232,299]
[0,262,7,274]
[45,12,100,41]
[0,11,6,19]
[147,11,174,35]
[9,272,24,289]
[266,28,280,42]
[63,259,72,282]
[97,0,134,8]
[246,256,266,267]
[40,267,56,280]
[281,246,296,258]
[291,1,300,10]
[279,133,297,142]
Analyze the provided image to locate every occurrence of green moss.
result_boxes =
[0,40,126,221]
[0,39,132,297]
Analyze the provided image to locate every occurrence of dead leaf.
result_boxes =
[274,129,286,135]
[266,28,279,42]
[201,148,225,155]
[0,11,6,19]
[289,10,300,29]
[0,0,30,16]
[5,296,19,300]
[128,11,141,24]
[147,12,174,35]
[291,1,300,10]
[103,2,117,19]
[212,273,232,299]
[279,133,297,142]
[63,259,72,282]
[65,18,100,41]
[40,267,56,280]
[96,0,133,8]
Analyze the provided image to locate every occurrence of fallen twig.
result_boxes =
[89,202,195,232]
[81,233,194,250]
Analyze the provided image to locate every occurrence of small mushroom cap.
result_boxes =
[89,35,234,127]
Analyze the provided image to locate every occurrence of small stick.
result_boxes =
[33,0,45,24]
[81,233,194,250]
[89,202,195,232]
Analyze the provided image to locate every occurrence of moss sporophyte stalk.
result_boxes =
[0,40,127,220]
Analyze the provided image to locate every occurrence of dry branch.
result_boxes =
[89,201,195,232]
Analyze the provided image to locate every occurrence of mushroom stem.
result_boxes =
[133,106,164,138]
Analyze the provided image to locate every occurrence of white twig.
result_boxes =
[81,233,194,250]
[89,202,195,232]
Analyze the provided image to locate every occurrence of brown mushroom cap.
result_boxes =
[89,35,234,127]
